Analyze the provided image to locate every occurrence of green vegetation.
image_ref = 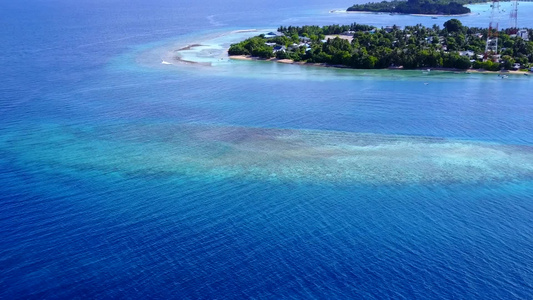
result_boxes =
[228,20,533,71]
[347,0,489,15]
[228,36,274,58]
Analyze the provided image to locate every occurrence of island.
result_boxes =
[347,0,488,15]
[228,20,533,71]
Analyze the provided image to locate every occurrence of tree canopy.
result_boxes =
[346,0,488,15]
[228,21,533,71]
[444,19,463,33]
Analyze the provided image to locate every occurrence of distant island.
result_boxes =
[347,0,488,15]
[228,20,533,71]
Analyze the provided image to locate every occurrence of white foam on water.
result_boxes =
[132,29,274,71]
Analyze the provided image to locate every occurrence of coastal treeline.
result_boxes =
[228,20,533,71]
[347,0,487,15]
[278,24,375,36]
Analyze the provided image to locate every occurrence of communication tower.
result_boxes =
[509,0,519,34]
[484,0,501,58]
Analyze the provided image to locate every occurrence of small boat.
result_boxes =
[432,17,438,19]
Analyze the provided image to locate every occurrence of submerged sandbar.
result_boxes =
[3,123,532,185]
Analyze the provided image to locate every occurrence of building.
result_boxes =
[273,45,286,53]
[517,29,529,41]
[458,50,475,57]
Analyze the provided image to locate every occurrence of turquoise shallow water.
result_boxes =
[1,0,532,298]
[1,122,532,184]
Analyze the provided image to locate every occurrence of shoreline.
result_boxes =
[165,29,532,76]
[329,9,471,17]
[164,29,272,67]
[229,55,532,75]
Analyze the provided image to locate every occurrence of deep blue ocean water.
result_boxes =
[1,0,532,299]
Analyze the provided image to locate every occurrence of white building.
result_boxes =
[458,50,475,57]
[517,29,529,41]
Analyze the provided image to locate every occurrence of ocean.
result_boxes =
[0,0,532,298]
